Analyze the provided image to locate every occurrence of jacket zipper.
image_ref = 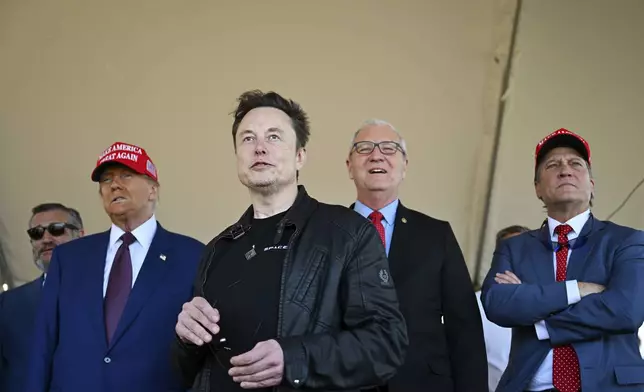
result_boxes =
[197,233,228,392]
[275,225,301,392]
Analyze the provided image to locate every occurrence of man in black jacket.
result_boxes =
[346,119,487,392]
[172,90,408,392]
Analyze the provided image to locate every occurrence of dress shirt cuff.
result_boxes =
[566,280,581,305]
[535,321,550,340]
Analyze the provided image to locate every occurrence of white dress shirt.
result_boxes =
[639,323,644,358]
[527,209,589,391]
[476,290,512,392]
[103,215,157,297]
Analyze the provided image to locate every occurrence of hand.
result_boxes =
[578,282,606,298]
[175,296,220,345]
[229,339,284,389]
[495,270,522,284]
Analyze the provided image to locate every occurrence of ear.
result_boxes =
[295,148,307,171]
[346,157,355,180]
[149,182,159,201]
[78,229,86,237]
[534,180,542,201]
[401,157,409,180]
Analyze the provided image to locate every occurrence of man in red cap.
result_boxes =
[26,142,205,392]
[481,129,644,391]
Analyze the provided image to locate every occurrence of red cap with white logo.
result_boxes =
[91,142,158,182]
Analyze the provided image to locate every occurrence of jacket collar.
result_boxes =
[223,185,318,242]
[532,212,604,249]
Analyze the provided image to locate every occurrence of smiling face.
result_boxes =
[235,107,306,193]
[535,146,594,209]
[98,165,158,228]
[346,123,408,203]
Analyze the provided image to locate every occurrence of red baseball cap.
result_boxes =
[91,142,158,182]
[534,128,591,170]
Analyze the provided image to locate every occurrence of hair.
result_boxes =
[30,203,84,230]
[495,224,530,249]
[231,90,311,150]
[349,118,408,158]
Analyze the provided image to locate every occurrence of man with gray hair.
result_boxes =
[347,119,487,392]
[0,202,84,392]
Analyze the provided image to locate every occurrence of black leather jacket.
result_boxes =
[172,185,408,391]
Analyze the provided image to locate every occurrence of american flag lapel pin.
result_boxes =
[159,254,167,261]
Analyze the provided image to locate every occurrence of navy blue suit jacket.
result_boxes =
[481,216,644,392]
[0,276,43,391]
[26,223,204,392]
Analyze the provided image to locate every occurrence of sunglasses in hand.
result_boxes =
[206,294,264,372]
[27,222,79,241]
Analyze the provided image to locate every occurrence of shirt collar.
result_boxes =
[547,209,591,239]
[354,199,399,225]
[109,214,157,249]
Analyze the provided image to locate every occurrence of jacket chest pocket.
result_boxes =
[291,246,327,305]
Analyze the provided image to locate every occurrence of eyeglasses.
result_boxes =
[27,222,79,241]
[351,141,406,156]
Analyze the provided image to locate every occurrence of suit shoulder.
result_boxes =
[320,202,368,221]
[163,230,206,250]
[602,220,641,235]
[401,206,451,231]
[599,220,644,243]
[314,202,371,236]
[0,278,40,305]
[53,232,108,255]
[499,230,534,251]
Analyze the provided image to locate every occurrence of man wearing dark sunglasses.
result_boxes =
[172,90,407,392]
[26,142,205,392]
[0,202,83,392]
[346,120,488,392]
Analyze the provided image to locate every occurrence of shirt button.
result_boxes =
[104,357,111,364]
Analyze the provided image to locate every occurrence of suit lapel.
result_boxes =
[85,231,111,347]
[530,225,557,284]
[566,215,603,279]
[108,225,172,349]
[387,203,410,283]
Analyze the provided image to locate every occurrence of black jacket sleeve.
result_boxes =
[278,222,409,390]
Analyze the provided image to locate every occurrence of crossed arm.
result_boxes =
[481,231,644,345]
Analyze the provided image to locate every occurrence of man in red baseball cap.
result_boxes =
[482,128,644,392]
[91,141,159,182]
[27,141,206,392]
[534,128,591,177]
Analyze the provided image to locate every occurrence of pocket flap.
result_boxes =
[426,357,451,375]
[615,365,644,385]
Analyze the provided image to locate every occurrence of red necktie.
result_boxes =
[104,232,136,344]
[553,224,581,392]
[368,211,386,246]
